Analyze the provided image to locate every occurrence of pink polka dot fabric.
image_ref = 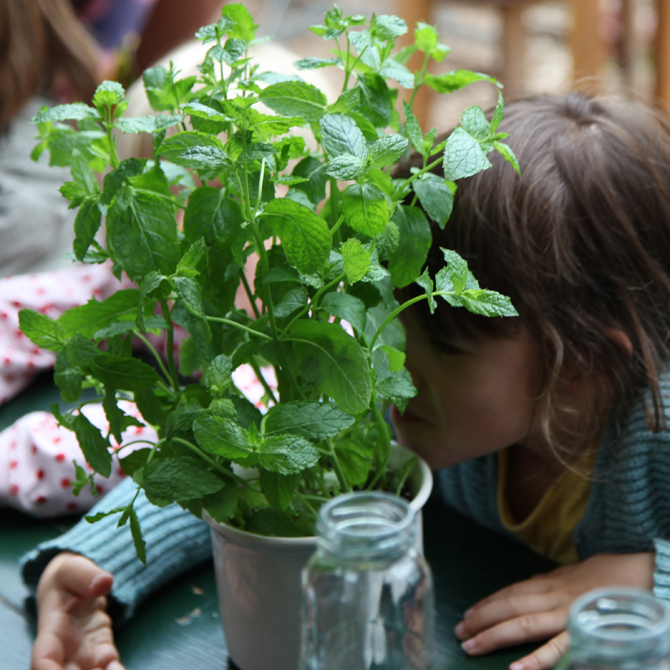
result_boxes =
[0,400,156,518]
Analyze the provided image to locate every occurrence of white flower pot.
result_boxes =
[203,443,433,670]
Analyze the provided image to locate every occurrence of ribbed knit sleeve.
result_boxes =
[20,477,212,623]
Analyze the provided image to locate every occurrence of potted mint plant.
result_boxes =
[19,5,518,669]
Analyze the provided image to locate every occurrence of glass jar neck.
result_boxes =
[315,492,416,561]
[567,587,670,667]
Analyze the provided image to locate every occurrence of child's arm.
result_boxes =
[32,551,124,670]
[454,552,655,670]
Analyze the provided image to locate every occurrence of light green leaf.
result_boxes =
[412,173,454,229]
[368,134,408,167]
[415,267,437,314]
[257,434,319,475]
[341,238,370,284]
[183,187,244,247]
[174,277,205,318]
[18,310,66,351]
[258,471,299,511]
[220,3,258,41]
[494,140,522,177]
[439,248,469,293]
[374,14,408,40]
[32,103,98,124]
[320,113,367,159]
[89,354,161,391]
[379,345,405,372]
[325,154,367,180]
[342,183,389,236]
[260,81,327,123]
[491,90,505,133]
[294,57,341,70]
[379,58,415,88]
[93,81,125,109]
[116,115,183,134]
[334,438,374,486]
[423,70,500,94]
[375,368,417,413]
[206,354,233,398]
[461,106,491,141]
[193,413,255,460]
[58,290,141,338]
[176,238,206,278]
[262,199,330,274]
[290,320,372,415]
[443,127,492,181]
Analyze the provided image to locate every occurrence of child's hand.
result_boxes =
[32,551,124,670]
[454,552,655,670]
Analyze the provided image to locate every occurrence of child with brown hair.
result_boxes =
[22,91,670,670]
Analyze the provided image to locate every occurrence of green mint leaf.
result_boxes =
[85,506,129,523]
[174,277,205,319]
[32,103,99,124]
[373,14,407,40]
[368,134,408,168]
[143,457,225,501]
[376,368,417,413]
[262,199,330,274]
[327,87,361,115]
[100,158,145,207]
[294,57,341,70]
[445,289,518,318]
[274,287,308,319]
[387,205,431,288]
[143,67,196,111]
[415,267,437,314]
[176,238,206,278]
[324,154,367,180]
[220,3,258,42]
[379,59,415,89]
[129,508,147,565]
[290,320,372,415]
[258,470,299,511]
[92,81,125,110]
[319,292,367,334]
[491,90,505,133]
[412,173,454,229]
[375,220,400,261]
[439,248,469,293]
[342,183,389,236]
[443,127,492,181]
[54,352,83,403]
[18,310,66,351]
[378,345,405,372]
[106,191,181,283]
[423,70,500,94]
[73,413,112,478]
[71,461,97,497]
[118,449,151,477]
[493,141,522,177]
[73,198,102,260]
[349,30,381,70]
[242,108,305,141]
[341,238,370,284]
[183,187,244,247]
[257,434,319,475]
[90,354,161,391]
[414,22,438,54]
[203,484,238,523]
[64,333,100,368]
[320,113,367,159]
[291,156,329,205]
[356,73,393,128]
[245,508,310,538]
[58,289,141,339]
[206,354,233,398]
[115,115,183,134]
[402,101,424,153]
[461,106,491,141]
[193,413,255,460]
[334,438,374,486]
[364,302,406,351]
[167,399,205,437]
[264,401,355,440]
[260,81,327,123]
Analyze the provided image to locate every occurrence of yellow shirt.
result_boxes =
[497,449,595,565]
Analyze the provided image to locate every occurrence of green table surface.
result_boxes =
[1,374,556,669]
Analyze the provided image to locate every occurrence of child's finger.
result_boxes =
[455,592,560,640]
[458,610,566,656]
[508,631,570,670]
[463,576,555,615]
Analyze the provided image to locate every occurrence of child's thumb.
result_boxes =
[49,551,114,598]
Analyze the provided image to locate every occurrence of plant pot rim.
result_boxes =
[203,442,433,545]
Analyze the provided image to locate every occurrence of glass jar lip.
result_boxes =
[316,491,415,551]
[570,587,670,644]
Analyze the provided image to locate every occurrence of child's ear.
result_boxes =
[605,328,633,357]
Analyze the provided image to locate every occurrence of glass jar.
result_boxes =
[299,491,434,670]
[555,587,670,669]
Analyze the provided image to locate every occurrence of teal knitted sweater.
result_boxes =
[21,379,670,619]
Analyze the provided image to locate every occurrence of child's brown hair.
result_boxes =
[0,0,99,129]
[398,93,670,457]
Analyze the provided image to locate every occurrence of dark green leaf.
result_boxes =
[203,484,238,522]
[387,205,431,288]
[183,187,244,247]
[103,388,142,444]
[335,438,374,486]
[142,457,224,500]
[291,156,329,205]
[258,470,299,511]
[265,400,355,440]
[73,199,102,260]
[290,320,372,415]
[376,368,417,413]
[174,276,205,318]
[206,354,233,398]
[53,352,83,403]
[58,290,141,338]
[64,333,100,367]
[257,434,319,475]
[193,413,255,460]
[319,292,367,333]
[89,354,160,390]
[274,287,308,318]
[129,508,147,564]
[73,413,112,477]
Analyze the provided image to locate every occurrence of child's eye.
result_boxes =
[431,340,464,355]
